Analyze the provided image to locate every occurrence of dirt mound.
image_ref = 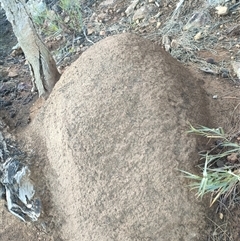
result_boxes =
[32,33,213,240]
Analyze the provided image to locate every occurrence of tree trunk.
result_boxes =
[1,0,61,97]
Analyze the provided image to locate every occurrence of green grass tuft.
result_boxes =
[181,124,240,208]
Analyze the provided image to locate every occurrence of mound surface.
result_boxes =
[33,33,212,240]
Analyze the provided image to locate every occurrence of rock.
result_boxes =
[87,27,94,35]
[12,42,21,51]
[97,12,108,22]
[171,39,179,48]
[8,69,18,78]
[206,58,215,64]
[99,0,116,7]
[215,5,229,16]
[55,34,63,41]
[216,159,224,167]
[149,17,156,23]
[62,57,71,66]
[11,43,23,56]
[162,35,171,52]
[194,32,203,41]
[227,153,239,163]
[133,5,149,21]
[64,16,70,23]
[156,21,161,28]
[125,0,139,16]
[221,72,229,78]
[32,33,211,241]
[200,67,218,75]
[231,61,240,79]
[220,68,229,74]
[99,30,106,36]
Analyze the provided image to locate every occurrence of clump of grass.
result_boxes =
[32,0,82,37]
[181,124,240,208]
[59,0,82,33]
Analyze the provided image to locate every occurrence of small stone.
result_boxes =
[215,6,229,16]
[12,43,20,50]
[99,30,106,36]
[216,160,224,167]
[154,12,161,18]
[133,5,149,21]
[64,16,70,23]
[194,32,203,41]
[97,13,107,22]
[220,68,229,74]
[227,153,239,163]
[213,95,218,99]
[8,70,18,78]
[108,9,113,14]
[221,72,228,78]
[87,28,94,35]
[206,58,215,64]
[162,35,171,52]
[149,0,155,2]
[171,39,178,48]
[55,34,63,41]
[156,22,161,28]
[99,0,115,7]
[125,0,139,16]
[63,57,71,65]
[231,61,240,78]
[11,47,23,56]
[149,17,156,23]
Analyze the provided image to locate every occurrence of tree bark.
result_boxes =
[1,0,61,97]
